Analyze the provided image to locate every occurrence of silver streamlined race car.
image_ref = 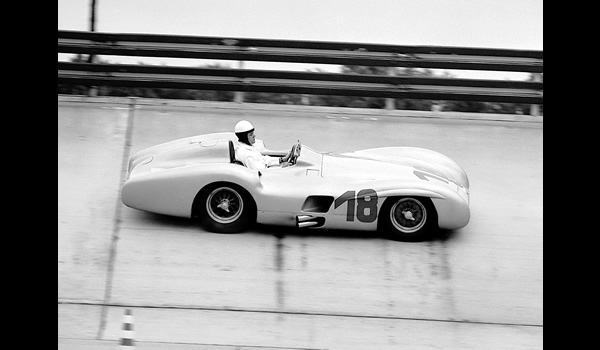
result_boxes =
[122,132,470,241]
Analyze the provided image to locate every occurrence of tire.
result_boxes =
[380,197,437,242]
[195,183,255,233]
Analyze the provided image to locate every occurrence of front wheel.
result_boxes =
[195,184,255,233]
[380,197,437,242]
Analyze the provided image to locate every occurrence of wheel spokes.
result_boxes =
[391,198,427,233]
[207,187,244,223]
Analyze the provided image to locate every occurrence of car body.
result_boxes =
[122,132,470,241]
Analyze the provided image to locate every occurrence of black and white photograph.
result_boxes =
[58,1,543,348]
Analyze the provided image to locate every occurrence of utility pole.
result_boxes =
[88,0,98,96]
[89,0,97,32]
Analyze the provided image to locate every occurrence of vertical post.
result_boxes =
[87,0,98,97]
[89,0,97,32]
[385,67,396,110]
[119,309,135,349]
[301,94,310,105]
[234,60,245,103]
[530,73,542,116]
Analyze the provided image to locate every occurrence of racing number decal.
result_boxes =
[334,189,378,223]
[356,189,378,222]
[334,191,355,221]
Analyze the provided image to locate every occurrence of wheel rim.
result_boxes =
[206,187,244,224]
[390,198,427,233]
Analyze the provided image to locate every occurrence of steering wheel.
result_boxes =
[288,141,302,165]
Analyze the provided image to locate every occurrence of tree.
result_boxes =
[58,57,541,114]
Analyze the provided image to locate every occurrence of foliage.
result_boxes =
[58,55,540,114]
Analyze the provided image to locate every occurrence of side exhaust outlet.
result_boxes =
[296,215,325,228]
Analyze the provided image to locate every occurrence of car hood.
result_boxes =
[322,147,469,189]
[322,152,415,179]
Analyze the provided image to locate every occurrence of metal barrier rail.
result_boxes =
[58,30,543,105]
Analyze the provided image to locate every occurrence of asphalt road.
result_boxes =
[58,97,543,349]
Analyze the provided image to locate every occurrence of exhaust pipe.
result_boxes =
[296,215,325,228]
[298,221,319,228]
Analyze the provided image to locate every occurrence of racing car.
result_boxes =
[121,132,470,241]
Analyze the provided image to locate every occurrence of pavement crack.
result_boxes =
[96,97,136,340]
[274,233,286,311]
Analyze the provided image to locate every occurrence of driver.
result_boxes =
[234,120,297,170]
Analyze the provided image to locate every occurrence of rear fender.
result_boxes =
[122,163,260,218]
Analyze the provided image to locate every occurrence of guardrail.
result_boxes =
[58,30,543,109]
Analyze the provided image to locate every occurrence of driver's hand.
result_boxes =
[280,150,292,162]
[279,142,300,166]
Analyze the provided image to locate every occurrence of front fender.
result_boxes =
[373,180,469,231]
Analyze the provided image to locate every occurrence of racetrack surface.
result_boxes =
[58,97,543,349]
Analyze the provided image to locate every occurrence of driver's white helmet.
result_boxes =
[235,120,254,133]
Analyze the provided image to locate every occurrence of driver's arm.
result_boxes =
[263,151,291,168]
[266,142,299,168]
[279,150,292,164]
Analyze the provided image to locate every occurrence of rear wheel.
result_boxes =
[380,197,437,242]
[195,183,255,233]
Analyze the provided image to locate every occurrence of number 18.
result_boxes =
[334,189,378,223]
